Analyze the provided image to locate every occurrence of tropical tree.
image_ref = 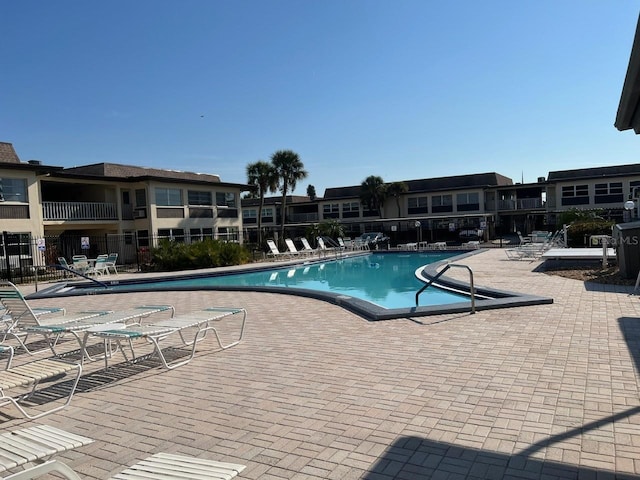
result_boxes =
[271,150,308,244]
[246,160,278,246]
[386,181,408,217]
[319,219,345,239]
[360,175,387,218]
[306,184,317,201]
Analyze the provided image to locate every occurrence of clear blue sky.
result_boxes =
[2,1,639,195]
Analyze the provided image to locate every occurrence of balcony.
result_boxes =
[43,201,118,221]
[498,198,544,211]
[288,212,319,223]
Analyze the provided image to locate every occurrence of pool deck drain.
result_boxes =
[7,248,640,479]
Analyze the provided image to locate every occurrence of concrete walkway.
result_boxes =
[4,248,640,479]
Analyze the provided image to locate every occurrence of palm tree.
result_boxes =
[306,184,317,201]
[246,160,278,247]
[386,181,408,217]
[360,175,387,218]
[271,150,308,244]
[319,219,345,239]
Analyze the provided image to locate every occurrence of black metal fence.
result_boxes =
[0,231,141,285]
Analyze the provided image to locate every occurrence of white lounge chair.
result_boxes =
[3,452,246,480]
[265,239,290,260]
[23,305,175,361]
[0,281,111,354]
[88,307,247,370]
[317,237,340,257]
[284,238,304,257]
[0,425,94,478]
[0,344,13,369]
[300,237,319,256]
[0,358,83,419]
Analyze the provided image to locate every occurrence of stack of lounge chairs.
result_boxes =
[505,230,565,260]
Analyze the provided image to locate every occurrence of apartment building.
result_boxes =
[4,138,640,259]
[243,166,640,245]
[0,142,249,266]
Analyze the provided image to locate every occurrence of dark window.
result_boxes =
[188,190,212,206]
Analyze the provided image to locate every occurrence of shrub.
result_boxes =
[565,220,614,247]
[150,239,251,271]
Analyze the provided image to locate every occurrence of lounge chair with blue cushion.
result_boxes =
[0,281,111,354]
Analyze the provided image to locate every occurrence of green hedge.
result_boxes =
[565,221,614,247]
[149,239,251,271]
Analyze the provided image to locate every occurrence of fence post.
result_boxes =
[2,231,11,283]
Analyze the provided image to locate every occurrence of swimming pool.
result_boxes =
[31,251,553,320]
[103,252,466,308]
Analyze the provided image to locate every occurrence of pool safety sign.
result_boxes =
[81,237,90,250]
[36,238,45,252]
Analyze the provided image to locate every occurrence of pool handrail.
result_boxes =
[416,263,476,314]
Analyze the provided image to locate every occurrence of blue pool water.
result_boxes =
[97,252,469,309]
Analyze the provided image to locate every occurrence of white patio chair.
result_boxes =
[105,253,119,275]
[86,254,109,276]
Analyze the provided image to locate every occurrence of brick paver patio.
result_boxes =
[4,248,640,479]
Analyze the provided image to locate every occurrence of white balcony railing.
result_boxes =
[43,201,118,221]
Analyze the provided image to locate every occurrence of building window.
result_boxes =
[561,184,589,206]
[630,180,640,198]
[135,189,147,207]
[155,188,182,206]
[216,192,236,208]
[137,230,149,248]
[432,194,452,213]
[456,192,480,212]
[342,202,360,218]
[189,228,214,242]
[594,182,623,204]
[408,196,428,214]
[217,227,239,242]
[243,209,257,224]
[1,232,31,257]
[157,228,185,243]
[322,203,339,219]
[188,190,212,206]
[0,178,28,202]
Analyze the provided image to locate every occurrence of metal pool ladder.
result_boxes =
[415,263,476,314]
